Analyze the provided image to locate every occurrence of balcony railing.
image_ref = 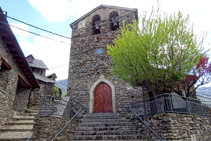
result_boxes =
[131,93,211,116]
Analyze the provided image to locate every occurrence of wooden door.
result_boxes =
[93,82,113,113]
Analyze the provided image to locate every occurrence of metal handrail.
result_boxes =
[51,108,82,141]
[131,93,211,117]
[129,107,163,141]
[132,92,211,106]
[26,129,39,141]
[38,95,58,116]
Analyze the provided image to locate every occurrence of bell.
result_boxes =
[94,20,101,30]
[113,22,117,26]
[111,16,119,26]
[95,25,99,30]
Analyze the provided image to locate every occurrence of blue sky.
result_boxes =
[0,0,211,82]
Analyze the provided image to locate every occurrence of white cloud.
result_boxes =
[27,0,211,39]
[10,23,70,80]
[10,23,31,41]
[11,0,211,80]
[28,0,73,23]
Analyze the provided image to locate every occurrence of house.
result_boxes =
[67,5,144,114]
[26,54,56,106]
[0,7,39,125]
[46,73,57,81]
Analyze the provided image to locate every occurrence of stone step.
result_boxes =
[82,119,129,123]
[12,116,34,120]
[5,120,35,125]
[79,122,133,127]
[29,108,39,110]
[70,134,144,140]
[18,112,38,116]
[74,130,139,135]
[25,109,38,113]
[85,114,118,117]
[0,131,33,140]
[77,126,136,131]
[85,113,117,116]
[71,140,147,141]
[0,125,33,132]
[85,116,119,119]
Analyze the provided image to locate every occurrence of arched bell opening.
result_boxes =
[109,11,119,31]
[92,15,101,35]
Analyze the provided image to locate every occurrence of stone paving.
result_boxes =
[0,108,38,140]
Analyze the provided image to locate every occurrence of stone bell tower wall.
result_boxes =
[67,6,146,115]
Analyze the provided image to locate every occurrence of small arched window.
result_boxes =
[92,15,101,34]
[110,11,119,31]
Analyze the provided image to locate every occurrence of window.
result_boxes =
[92,15,101,34]
[110,11,119,31]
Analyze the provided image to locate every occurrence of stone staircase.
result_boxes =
[0,108,38,141]
[70,113,146,141]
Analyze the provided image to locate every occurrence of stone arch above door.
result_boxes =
[90,75,116,113]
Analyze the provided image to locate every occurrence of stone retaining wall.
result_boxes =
[0,90,15,125]
[132,113,211,141]
[32,116,80,140]
[30,81,54,105]
[13,88,31,112]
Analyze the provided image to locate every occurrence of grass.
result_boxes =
[191,113,198,116]
[29,104,33,109]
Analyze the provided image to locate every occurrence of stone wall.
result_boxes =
[0,38,32,125]
[30,80,54,105]
[133,113,211,141]
[13,88,30,112]
[0,90,15,126]
[32,116,80,140]
[33,68,46,76]
[67,7,146,114]
[0,38,31,93]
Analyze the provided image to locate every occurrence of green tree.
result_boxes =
[54,86,59,97]
[107,6,206,96]
[61,92,67,97]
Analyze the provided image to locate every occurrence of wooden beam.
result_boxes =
[7,44,16,51]
[0,29,8,37]
[1,57,12,70]
[16,59,22,62]
[18,75,30,89]
[2,37,12,44]
[11,51,19,56]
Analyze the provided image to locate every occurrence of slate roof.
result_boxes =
[0,7,39,88]
[46,73,57,78]
[33,73,55,83]
[69,4,138,28]
[28,59,49,70]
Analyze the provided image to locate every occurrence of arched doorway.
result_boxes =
[93,82,113,113]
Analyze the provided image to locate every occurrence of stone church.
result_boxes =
[67,5,145,114]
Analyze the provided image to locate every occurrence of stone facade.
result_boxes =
[26,55,56,106]
[67,5,145,114]
[32,116,79,140]
[0,90,15,126]
[0,37,36,125]
[31,80,55,105]
[13,88,31,112]
[133,113,211,141]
